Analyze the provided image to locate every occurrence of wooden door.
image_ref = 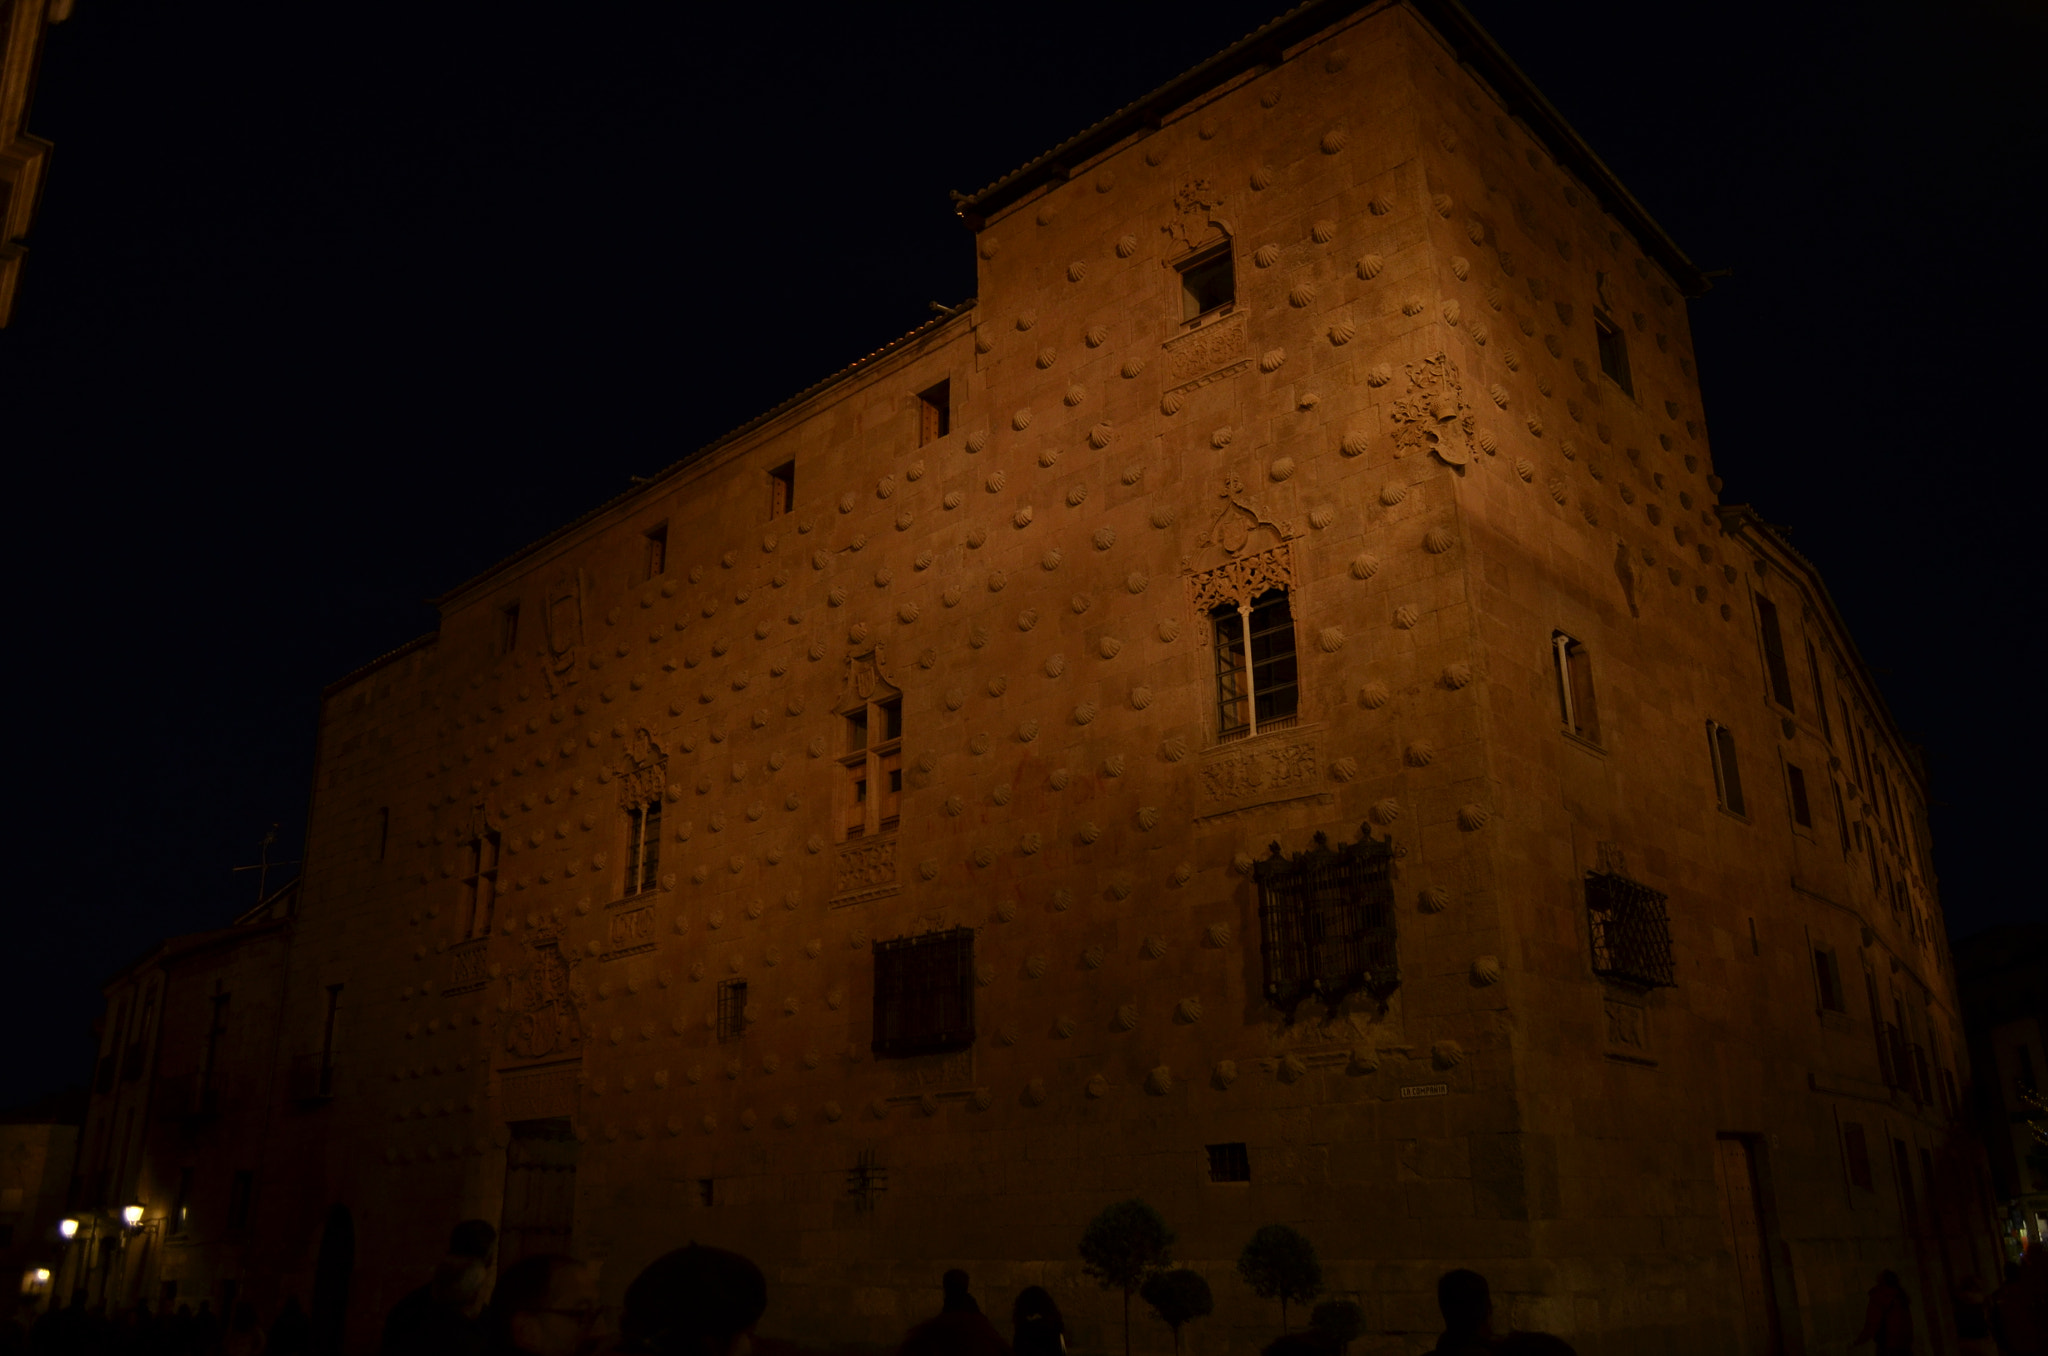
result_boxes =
[1714,1136,1784,1355]
[501,1118,578,1264]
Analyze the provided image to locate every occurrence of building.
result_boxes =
[1954,924,2048,1262]
[0,0,71,327]
[71,1,1996,1351]
[1,1089,83,1325]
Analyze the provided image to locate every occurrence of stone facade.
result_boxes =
[67,3,1993,1352]
[0,0,69,327]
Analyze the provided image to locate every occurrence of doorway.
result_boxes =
[501,1119,579,1264]
[1714,1135,1785,1355]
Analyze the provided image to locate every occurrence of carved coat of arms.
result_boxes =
[502,922,584,1062]
[1389,353,1475,466]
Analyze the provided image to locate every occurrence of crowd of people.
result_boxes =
[5,1224,2045,1356]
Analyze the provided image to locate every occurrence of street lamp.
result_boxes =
[120,1205,143,1228]
[57,1219,78,1240]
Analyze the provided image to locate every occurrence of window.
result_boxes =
[916,381,951,445]
[1808,642,1832,744]
[1841,1122,1873,1188]
[872,927,976,1057]
[1754,594,1796,711]
[316,985,342,1100]
[839,695,902,839]
[1813,946,1845,1013]
[1206,1143,1251,1183]
[226,1170,254,1232]
[1551,631,1601,742]
[1585,870,1676,988]
[1707,721,1746,815]
[1831,782,1851,854]
[1178,241,1234,321]
[499,602,521,656]
[171,1167,194,1237]
[1593,309,1633,396]
[716,979,749,1043]
[643,524,668,580]
[768,461,795,518]
[461,830,501,937]
[1211,589,1299,739]
[1786,762,1813,829]
[1253,827,1399,1012]
[624,801,662,897]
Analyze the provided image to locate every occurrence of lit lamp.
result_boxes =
[120,1205,144,1228]
[57,1219,79,1240]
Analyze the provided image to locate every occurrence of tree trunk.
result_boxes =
[1281,1297,1289,1332]
[1123,1287,1132,1356]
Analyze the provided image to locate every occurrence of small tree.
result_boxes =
[1141,1269,1214,1355]
[1310,1300,1362,1354]
[1236,1224,1323,1331]
[1080,1199,1176,1356]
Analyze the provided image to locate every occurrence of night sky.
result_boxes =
[5,0,2041,1109]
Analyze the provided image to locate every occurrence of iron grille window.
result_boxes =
[1212,589,1300,739]
[1206,1143,1251,1183]
[717,979,748,1042]
[624,801,661,896]
[1253,826,1398,1013]
[872,927,976,1057]
[1585,870,1676,989]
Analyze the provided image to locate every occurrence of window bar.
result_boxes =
[1553,633,1576,730]
[1238,599,1257,738]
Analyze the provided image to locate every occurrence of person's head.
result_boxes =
[488,1254,599,1356]
[1012,1286,1062,1333]
[1262,1334,1339,1356]
[450,1219,498,1264]
[943,1271,971,1301]
[618,1244,767,1356]
[232,1302,258,1333]
[1877,1270,1902,1292]
[1438,1269,1492,1338]
[1496,1334,1577,1356]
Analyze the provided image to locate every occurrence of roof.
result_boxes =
[950,0,1706,298]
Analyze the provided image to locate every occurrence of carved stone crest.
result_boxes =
[839,644,901,710]
[1200,740,1319,801]
[611,728,667,810]
[542,571,585,696]
[1388,353,1475,466]
[1162,179,1229,253]
[833,836,899,907]
[1197,477,1295,557]
[501,920,584,1063]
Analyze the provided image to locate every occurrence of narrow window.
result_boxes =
[461,830,501,936]
[1552,632,1601,742]
[317,985,342,1098]
[1178,241,1235,321]
[643,524,668,580]
[839,694,902,839]
[716,979,749,1042]
[1841,700,1860,781]
[697,1179,715,1207]
[1708,721,1746,816]
[499,602,521,657]
[1754,594,1795,711]
[768,461,795,518]
[1808,642,1832,744]
[1842,1123,1873,1188]
[1786,762,1813,829]
[1831,782,1851,854]
[872,928,976,1057]
[171,1168,195,1236]
[374,807,389,863]
[1594,310,1633,396]
[1813,947,1845,1013]
[916,381,951,445]
[624,801,662,897]
[226,1171,254,1231]
[1206,1143,1251,1183]
[1210,589,1298,739]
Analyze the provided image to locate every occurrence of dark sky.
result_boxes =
[5,0,2042,1108]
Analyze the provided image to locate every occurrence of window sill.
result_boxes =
[1560,728,1606,756]
[1208,719,1319,752]
[1716,805,1750,824]
[1599,372,1636,406]
[1179,303,1237,332]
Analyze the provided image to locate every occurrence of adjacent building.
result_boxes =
[68,1,1997,1351]
[0,0,71,327]
[1954,924,2048,1262]
[1,1089,82,1325]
